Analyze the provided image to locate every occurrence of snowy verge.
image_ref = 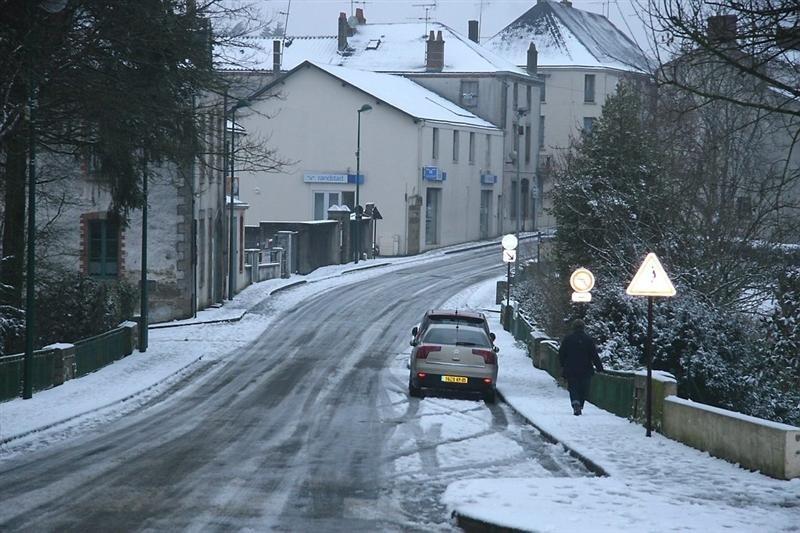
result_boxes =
[438,277,800,533]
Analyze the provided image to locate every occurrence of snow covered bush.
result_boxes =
[32,272,136,348]
[0,304,24,356]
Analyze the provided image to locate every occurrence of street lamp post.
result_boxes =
[355,104,372,264]
[514,108,527,266]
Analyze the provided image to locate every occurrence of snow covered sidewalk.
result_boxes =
[443,279,800,532]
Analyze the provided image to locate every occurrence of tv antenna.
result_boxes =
[411,2,437,34]
[278,0,292,40]
[350,0,368,16]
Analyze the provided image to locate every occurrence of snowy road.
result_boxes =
[0,249,589,531]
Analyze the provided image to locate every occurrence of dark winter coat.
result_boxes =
[558,330,604,379]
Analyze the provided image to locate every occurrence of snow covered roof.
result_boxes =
[218,22,529,76]
[485,0,651,73]
[252,61,501,130]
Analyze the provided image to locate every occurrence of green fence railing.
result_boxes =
[0,323,134,402]
[74,326,132,377]
[0,348,61,402]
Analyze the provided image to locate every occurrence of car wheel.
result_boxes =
[408,377,423,398]
[483,388,496,404]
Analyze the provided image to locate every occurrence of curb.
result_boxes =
[341,262,392,274]
[149,311,248,329]
[451,511,529,533]
[0,356,208,446]
[269,280,308,295]
[495,391,609,478]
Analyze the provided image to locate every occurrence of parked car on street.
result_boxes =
[408,309,499,403]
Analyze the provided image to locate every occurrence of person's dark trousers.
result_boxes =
[567,375,592,410]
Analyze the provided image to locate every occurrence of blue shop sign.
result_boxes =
[480,173,498,185]
[347,173,364,185]
[423,166,446,181]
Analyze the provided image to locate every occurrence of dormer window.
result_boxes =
[366,39,381,50]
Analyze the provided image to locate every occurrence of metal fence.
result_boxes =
[0,324,133,402]
[74,326,132,378]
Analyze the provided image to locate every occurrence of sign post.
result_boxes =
[626,253,676,437]
[501,235,518,322]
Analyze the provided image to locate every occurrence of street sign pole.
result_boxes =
[646,295,653,437]
[626,252,676,438]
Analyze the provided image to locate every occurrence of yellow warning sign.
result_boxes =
[626,253,676,297]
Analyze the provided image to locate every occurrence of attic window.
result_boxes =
[366,39,381,50]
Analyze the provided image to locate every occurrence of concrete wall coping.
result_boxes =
[634,369,677,384]
[42,343,75,350]
[667,396,800,431]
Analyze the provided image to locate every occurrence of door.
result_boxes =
[480,190,492,240]
[425,188,441,246]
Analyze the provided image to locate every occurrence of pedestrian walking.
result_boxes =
[558,319,604,416]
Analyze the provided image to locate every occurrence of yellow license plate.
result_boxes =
[441,375,468,384]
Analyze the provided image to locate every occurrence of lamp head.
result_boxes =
[358,104,373,113]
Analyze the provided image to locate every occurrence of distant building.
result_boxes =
[218,10,543,237]
[485,0,651,229]
[234,61,505,255]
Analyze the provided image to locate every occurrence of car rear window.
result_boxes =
[428,315,485,327]
[422,326,491,347]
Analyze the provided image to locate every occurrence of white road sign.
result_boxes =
[501,234,518,250]
[502,249,517,263]
[626,253,676,297]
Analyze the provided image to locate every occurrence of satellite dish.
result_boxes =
[347,15,359,28]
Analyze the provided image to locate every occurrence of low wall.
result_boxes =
[663,396,800,480]
[247,221,340,274]
[499,298,799,479]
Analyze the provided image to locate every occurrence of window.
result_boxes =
[510,180,518,218]
[538,115,545,148]
[453,130,460,162]
[584,74,596,103]
[485,134,492,168]
[87,218,119,278]
[583,117,595,133]
[513,82,518,109]
[432,127,439,159]
[525,126,531,164]
[425,188,441,245]
[460,80,479,107]
[313,191,340,220]
[198,214,206,288]
[526,85,532,109]
[540,81,546,102]
[342,191,355,211]
[469,132,475,163]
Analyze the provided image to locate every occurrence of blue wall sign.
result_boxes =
[480,173,498,185]
[423,166,446,181]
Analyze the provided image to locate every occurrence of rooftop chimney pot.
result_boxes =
[468,20,479,43]
[355,7,366,24]
[426,29,445,72]
[526,42,538,74]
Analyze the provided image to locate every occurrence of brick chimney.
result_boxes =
[426,30,445,72]
[355,7,366,24]
[273,40,281,74]
[526,43,538,74]
[338,12,349,51]
[468,20,479,43]
[707,15,737,42]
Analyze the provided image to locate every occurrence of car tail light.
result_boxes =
[472,349,496,365]
[416,345,442,359]
[417,372,427,379]
[483,377,493,384]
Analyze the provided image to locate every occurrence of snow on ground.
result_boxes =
[5,239,797,532]
[439,277,800,532]
[0,239,497,455]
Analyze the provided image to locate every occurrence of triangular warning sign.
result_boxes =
[626,253,676,297]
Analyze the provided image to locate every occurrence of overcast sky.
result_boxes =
[260,0,654,54]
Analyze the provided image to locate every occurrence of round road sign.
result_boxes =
[570,268,595,293]
[501,234,518,250]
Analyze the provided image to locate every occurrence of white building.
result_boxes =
[220,11,542,235]
[235,61,504,255]
[485,0,651,228]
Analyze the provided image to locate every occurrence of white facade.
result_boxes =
[235,63,505,255]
